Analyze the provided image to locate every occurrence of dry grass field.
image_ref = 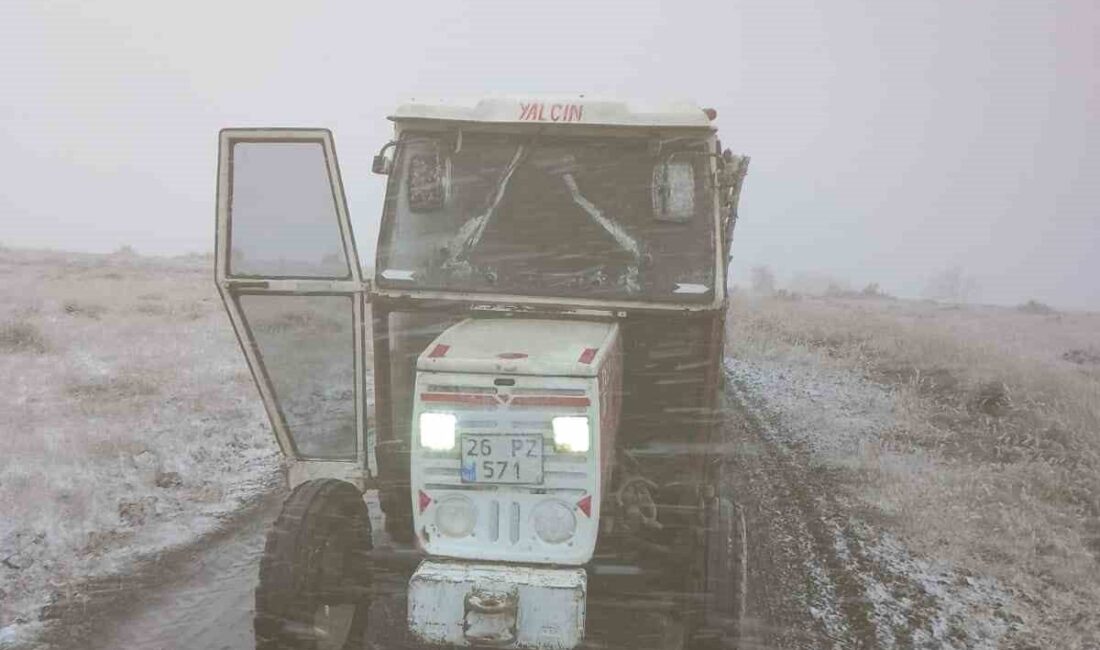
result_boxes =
[3,246,1098,647]
[0,248,280,632]
[728,292,1100,647]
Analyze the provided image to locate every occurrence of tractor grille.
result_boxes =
[413,376,600,563]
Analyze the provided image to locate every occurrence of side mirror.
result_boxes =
[407,146,448,212]
[652,158,695,222]
[372,154,392,175]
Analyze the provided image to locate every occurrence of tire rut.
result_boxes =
[722,372,946,649]
[723,382,872,648]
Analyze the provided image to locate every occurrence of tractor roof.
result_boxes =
[389,96,716,129]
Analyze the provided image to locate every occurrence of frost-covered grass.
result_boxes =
[0,320,49,354]
[0,249,281,633]
[728,292,1100,647]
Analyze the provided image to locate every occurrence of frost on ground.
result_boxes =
[727,356,1020,648]
[728,293,1100,648]
[0,249,281,644]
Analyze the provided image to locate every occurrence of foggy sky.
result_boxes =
[2,0,1097,309]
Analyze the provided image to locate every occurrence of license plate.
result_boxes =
[460,434,543,484]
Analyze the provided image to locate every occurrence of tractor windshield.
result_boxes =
[376,131,716,303]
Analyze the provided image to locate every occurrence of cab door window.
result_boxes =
[228,141,350,278]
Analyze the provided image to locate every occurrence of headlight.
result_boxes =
[435,495,476,538]
[552,416,590,453]
[419,412,456,451]
[532,500,576,544]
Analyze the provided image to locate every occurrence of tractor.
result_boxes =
[214,96,750,649]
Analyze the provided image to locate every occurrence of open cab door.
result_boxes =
[215,129,370,489]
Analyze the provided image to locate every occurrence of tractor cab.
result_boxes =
[214,97,749,649]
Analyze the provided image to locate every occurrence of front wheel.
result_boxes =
[255,479,373,650]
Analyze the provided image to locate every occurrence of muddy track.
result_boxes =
[723,372,957,649]
[25,487,287,650]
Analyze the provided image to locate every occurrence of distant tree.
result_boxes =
[824,282,849,298]
[1017,299,1056,315]
[859,282,894,299]
[923,267,979,304]
[750,265,776,295]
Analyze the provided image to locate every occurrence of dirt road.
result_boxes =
[32,490,285,650]
[730,380,899,649]
[28,369,1013,649]
[726,368,1014,649]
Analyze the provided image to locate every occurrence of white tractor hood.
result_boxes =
[416,318,618,377]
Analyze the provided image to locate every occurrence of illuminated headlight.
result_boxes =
[435,495,476,538]
[532,500,577,544]
[419,412,456,451]
[552,416,590,453]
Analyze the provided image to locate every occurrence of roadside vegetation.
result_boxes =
[0,248,281,636]
[728,290,1100,647]
[0,320,49,354]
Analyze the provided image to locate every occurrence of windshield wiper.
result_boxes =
[561,174,642,261]
[447,143,531,262]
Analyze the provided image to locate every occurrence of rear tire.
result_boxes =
[700,496,746,649]
[255,479,373,650]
